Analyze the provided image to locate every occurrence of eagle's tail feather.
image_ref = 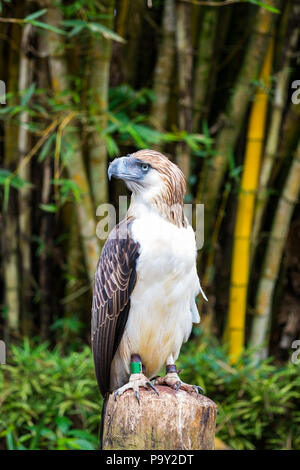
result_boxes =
[99,394,109,449]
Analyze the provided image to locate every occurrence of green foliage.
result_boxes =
[63,19,125,42]
[1,337,299,450]
[23,10,65,35]
[0,340,101,450]
[0,169,31,210]
[248,1,280,14]
[104,85,213,156]
[61,0,122,41]
[178,330,300,450]
[0,82,212,214]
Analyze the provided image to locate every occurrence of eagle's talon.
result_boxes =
[113,373,156,402]
[195,385,204,395]
[155,372,204,397]
[134,390,140,404]
[175,381,181,391]
[146,381,159,395]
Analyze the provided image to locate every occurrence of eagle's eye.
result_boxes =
[141,163,149,172]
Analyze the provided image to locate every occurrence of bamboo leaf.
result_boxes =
[86,22,125,43]
[0,170,31,210]
[38,134,55,162]
[21,83,36,107]
[248,0,280,13]
[27,20,66,35]
[56,416,71,434]
[39,203,58,213]
[62,19,125,43]
[25,9,47,21]
[105,135,119,157]
[6,431,15,450]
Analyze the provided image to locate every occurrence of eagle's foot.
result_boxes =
[154,372,203,397]
[114,373,159,404]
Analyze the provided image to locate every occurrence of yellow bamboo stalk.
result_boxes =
[251,6,300,260]
[227,39,274,364]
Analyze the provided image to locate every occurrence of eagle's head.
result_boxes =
[108,150,186,227]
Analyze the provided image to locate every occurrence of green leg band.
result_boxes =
[130,361,142,374]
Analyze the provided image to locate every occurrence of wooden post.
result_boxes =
[102,385,217,450]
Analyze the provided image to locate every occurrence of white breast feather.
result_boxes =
[110,206,205,389]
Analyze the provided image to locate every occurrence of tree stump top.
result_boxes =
[103,385,217,450]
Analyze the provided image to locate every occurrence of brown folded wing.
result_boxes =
[91,218,139,397]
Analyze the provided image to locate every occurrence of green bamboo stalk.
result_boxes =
[18,23,34,334]
[88,0,114,211]
[36,24,53,339]
[3,21,22,334]
[123,0,145,85]
[45,5,99,282]
[116,0,129,37]
[175,0,193,180]
[251,3,300,260]
[249,140,300,356]
[63,204,87,344]
[192,7,218,130]
[3,215,19,333]
[196,1,278,242]
[150,0,176,136]
[275,101,300,177]
[39,155,52,340]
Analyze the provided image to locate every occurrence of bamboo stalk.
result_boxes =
[39,155,52,339]
[63,204,86,340]
[116,0,129,37]
[249,140,300,356]
[150,0,176,137]
[175,0,193,180]
[192,7,218,129]
[18,23,33,334]
[277,102,300,169]
[45,5,99,281]
[123,0,145,85]
[251,3,300,260]
[196,1,277,243]
[194,5,232,298]
[88,0,114,211]
[3,214,19,333]
[3,20,22,335]
[227,39,274,363]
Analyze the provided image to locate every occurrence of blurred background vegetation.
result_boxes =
[0,0,299,450]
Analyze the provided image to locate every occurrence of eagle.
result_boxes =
[91,149,206,409]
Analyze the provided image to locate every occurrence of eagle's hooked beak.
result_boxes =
[108,157,126,181]
[108,156,145,183]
